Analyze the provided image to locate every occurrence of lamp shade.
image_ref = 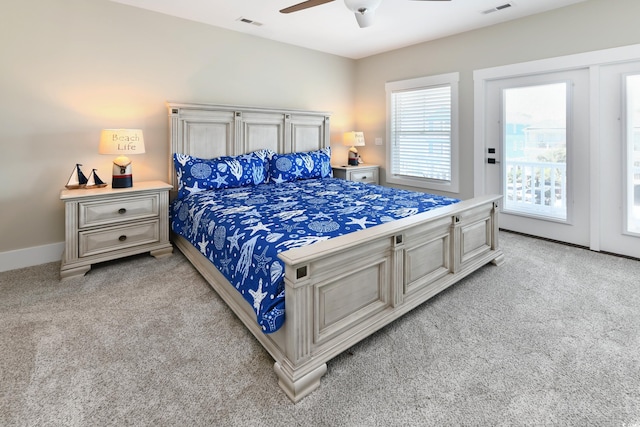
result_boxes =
[99,129,145,155]
[343,131,365,147]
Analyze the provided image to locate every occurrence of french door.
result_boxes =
[481,59,640,259]
[598,61,640,259]
[484,70,591,247]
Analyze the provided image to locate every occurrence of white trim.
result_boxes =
[0,242,64,273]
[474,44,640,83]
[473,76,487,196]
[589,65,601,251]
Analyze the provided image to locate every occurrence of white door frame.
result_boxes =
[474,43,640,252]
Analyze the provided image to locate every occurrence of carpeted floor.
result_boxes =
[1,231,639,426]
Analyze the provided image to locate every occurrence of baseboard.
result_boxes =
[0,242,64,273]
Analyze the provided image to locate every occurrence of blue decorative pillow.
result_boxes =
[174,152,267,199]
[269,147,332,183]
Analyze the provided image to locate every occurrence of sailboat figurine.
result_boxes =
[65,164,88,189]
[85,169,108,188]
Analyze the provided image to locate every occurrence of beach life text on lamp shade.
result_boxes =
[343,131,365,166]
[98,129,145,188]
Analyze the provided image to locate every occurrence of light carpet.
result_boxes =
[1,231,639,426]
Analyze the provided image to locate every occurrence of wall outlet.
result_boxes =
[375,137,383,146]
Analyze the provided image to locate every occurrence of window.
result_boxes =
[386,72,459,193]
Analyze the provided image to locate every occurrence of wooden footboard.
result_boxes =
[172,194,503,403]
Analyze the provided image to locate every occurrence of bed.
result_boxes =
[167,102,505,402]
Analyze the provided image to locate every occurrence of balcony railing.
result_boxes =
[504,161,567,220]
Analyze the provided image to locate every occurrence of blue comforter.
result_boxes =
[171,178,459,333]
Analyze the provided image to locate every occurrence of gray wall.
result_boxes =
[0,0,355,254]
[354,0,640,199]
[2,0,640,261]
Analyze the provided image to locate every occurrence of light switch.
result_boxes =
[375,137,383,146]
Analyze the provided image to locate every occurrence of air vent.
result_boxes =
[236,17,263,26]
[482,3,513,14]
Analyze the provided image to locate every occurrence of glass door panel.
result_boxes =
[503,83,567,221]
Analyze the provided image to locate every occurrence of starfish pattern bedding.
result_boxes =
[171,178,459,333]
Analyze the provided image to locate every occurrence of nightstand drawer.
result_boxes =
[79,194,159,228]
[349,169,378,184]
[79,220,160,257]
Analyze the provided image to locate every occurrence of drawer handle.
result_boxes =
[118,208,127,214]
[119,235,127,242]
[361,176,367,179]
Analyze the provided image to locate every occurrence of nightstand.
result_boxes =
[60,180,173,279]
[331,164,379,185]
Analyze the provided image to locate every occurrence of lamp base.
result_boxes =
[112,161,133,188]
[112,175,133,188]
[348,148,359,166]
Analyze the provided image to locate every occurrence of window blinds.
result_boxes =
[390,85,452,182]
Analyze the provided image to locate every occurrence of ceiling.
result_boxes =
[110,0,588,59]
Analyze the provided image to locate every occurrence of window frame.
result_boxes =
[385,72,459,193]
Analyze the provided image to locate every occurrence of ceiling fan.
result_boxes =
[280,0,451,28]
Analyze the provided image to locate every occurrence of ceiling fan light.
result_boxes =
[353,9,375,27]
[343,0,381,13]
[344,0,380,27]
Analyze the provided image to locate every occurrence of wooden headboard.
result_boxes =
[167,102,331,189]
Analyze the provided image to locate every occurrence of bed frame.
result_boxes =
[167,102,505,402]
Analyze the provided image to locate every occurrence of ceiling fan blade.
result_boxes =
[280,0,336,14]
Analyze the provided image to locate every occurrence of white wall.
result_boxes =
[353,0,640,199]
[0,0,356,269]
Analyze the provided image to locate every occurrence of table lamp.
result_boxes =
[343,131,365,166]
[99,129,145,188]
